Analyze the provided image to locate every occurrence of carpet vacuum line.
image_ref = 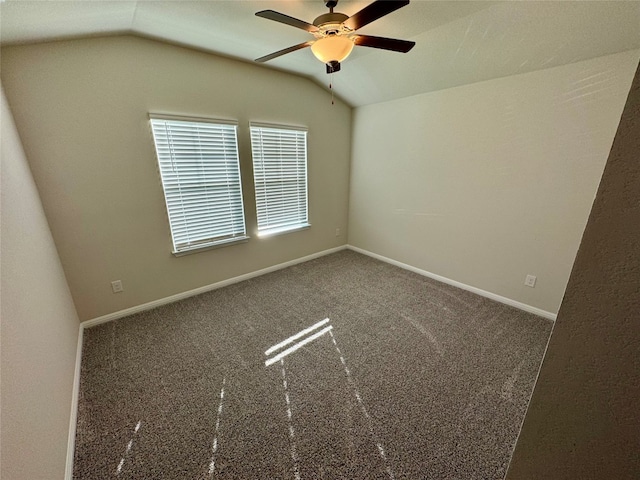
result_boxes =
[280,359,301,480]
[206,376,226,476]
[115,420,142,476]
[264,318,395,479]
[329,330,395,480]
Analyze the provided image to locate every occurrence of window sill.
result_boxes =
[257,224,311,238]
[172,235,249,257]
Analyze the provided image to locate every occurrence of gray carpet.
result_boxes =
[73,250,552,479]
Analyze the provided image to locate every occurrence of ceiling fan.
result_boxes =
[255,0,415,73]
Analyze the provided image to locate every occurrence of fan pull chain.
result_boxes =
[329,71,334,105]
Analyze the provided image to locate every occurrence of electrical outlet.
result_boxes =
[111,280,123,293]
[335,228,341,237]
[524,275,537,288]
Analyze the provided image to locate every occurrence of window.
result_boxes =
[250,123,309,237]
[150,115,247,255]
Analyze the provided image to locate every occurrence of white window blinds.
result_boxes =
[150,116,247,254]
[250,124,309,236]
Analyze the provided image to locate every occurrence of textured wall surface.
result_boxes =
[1,36,351,321]
[506,61,640,479]
[1,86,80,479]
[348,50,639,315]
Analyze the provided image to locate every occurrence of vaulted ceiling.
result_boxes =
[2,0,639,107]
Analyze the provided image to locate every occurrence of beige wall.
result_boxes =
[1,86,80,479]
[0,36,351,321]
[348,50,639,315]
[506,60,640,479]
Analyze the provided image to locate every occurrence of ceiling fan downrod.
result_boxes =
[325,1,338,14]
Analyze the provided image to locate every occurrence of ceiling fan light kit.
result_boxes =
[311,36,354,63]
[255,0,415,74]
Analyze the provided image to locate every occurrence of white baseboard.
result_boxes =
[65,324,84,480]
[82,245,347,329]
[347,245,557,321]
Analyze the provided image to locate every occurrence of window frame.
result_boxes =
[149,114,248,256]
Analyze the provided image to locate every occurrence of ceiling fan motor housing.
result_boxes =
[313,12,350,29]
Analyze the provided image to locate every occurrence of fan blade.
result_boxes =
[354,34,415,53]
[255,41,314,63]
[343,0,410,31]
[255,10,319,33]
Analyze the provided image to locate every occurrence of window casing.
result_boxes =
[150,115,247,254]
[250,123,309,237]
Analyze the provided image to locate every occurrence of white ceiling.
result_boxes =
[1,0,639,107]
